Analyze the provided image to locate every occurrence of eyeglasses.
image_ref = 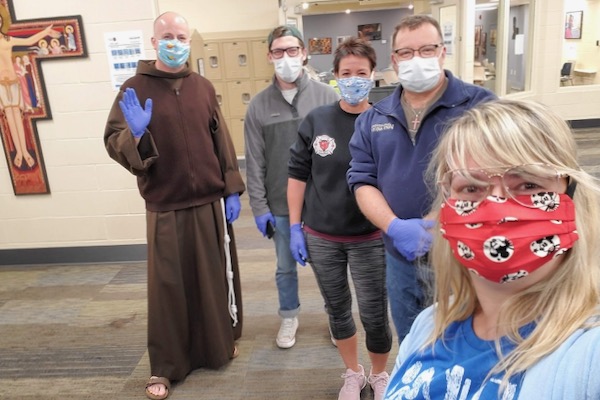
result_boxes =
[270,46,302,59]
[393,43,443,61]
[439,164,568,209]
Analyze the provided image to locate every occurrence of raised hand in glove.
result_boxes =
[289,223,308,266]
[118,87,152,138]
[254,212,276,237]
[224,193,241,224]
[387,218,435,261]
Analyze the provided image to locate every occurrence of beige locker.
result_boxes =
[250,39,273,79]
[226,80,253,117]
[228,117,245,156]
[202,42,223,81]
[253,78,271,95]
[222,41,251,80]
[211,81,228,117]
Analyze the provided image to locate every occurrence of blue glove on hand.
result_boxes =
[290,223,308,266]
[387,218,435,261]
[224,193,241,224]
[255,212,276,237]
[118,87,152,139]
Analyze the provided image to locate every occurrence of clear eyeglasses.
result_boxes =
[392,43,443,61]
[270,46,301,59]
[439,163,568,208]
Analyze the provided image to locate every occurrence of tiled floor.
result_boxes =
[1,127,598,399]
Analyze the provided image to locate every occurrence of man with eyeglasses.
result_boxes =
[347,15,496,342]
[244,25,339,349]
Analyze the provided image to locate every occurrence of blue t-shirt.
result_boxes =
[385,316,533,399]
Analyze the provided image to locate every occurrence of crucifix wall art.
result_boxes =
[0,0,86,195]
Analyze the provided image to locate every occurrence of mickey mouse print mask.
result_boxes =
[440,193,578,283]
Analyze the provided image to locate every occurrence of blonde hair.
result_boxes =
[426,99,600,389]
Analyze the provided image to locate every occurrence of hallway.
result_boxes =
[1,127,599,399]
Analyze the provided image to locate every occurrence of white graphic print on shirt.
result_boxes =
[313,135,336,157]
[386,362,516,400]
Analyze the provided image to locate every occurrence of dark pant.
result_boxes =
[306,233,392,354]
[385,251,432,341]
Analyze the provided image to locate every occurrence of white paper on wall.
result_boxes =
[104,31,146,91]
[514,34,524,55]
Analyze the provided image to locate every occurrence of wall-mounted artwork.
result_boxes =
[0,0,87,195]
[564,11,582,39]
[308,37,332,55]
[474,25,482,46]
[480,32,487,56]
[337,35,352,45]
[358,23,381,41]
[490,28,497,47]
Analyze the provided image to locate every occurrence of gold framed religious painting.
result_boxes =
[0,0,87,195]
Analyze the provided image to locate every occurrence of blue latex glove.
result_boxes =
[290,223,308,266]
[255,212,276,237]
[387,218,435,261]
[224,193,241,224]
[118,87,152,138]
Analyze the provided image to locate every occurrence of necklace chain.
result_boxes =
[402,94,427,133]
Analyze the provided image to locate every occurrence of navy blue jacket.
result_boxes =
[347,71,496,258]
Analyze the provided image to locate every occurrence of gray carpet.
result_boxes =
[1,127,598,399]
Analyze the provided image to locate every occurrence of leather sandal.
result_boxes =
[145,376,171,400]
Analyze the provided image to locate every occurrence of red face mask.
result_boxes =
[440,193,578,283]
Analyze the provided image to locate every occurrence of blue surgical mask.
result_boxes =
[158,39,190,68]
[336,76,374,105]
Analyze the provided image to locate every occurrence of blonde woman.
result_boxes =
[384,99,600,399]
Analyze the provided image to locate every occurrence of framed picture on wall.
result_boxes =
[481,32,487,56]
[475,25,482,46]
[337,35,352,45]
[357,23,381,41]
[286,17,298,28]
[564,11,582,39]
[308,37,332,55]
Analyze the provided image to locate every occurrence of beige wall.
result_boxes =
[0,0,279,250]
[519,0,600,120]
[1,0,599,251]
[158,0,280,32]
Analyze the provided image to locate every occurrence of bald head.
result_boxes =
[151,11,191,72]
[153,12,190,38]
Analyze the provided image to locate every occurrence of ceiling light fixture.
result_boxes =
[345,9,351,14]
[302,2,309,9]
[408,2,414,10]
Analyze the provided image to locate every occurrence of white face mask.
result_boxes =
[274,55,303,83]
[397,55,442,93]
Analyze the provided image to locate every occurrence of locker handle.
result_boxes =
[209,56,219,68]
[238,54,247,66]
[216,94,223,106]
[242,93,251,104]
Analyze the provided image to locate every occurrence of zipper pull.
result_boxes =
[175,88,180,95]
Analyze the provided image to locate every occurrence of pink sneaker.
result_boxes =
[368,370,390,400]
[338,364,366,400]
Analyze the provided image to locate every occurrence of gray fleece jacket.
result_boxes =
[244,72,339,216]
